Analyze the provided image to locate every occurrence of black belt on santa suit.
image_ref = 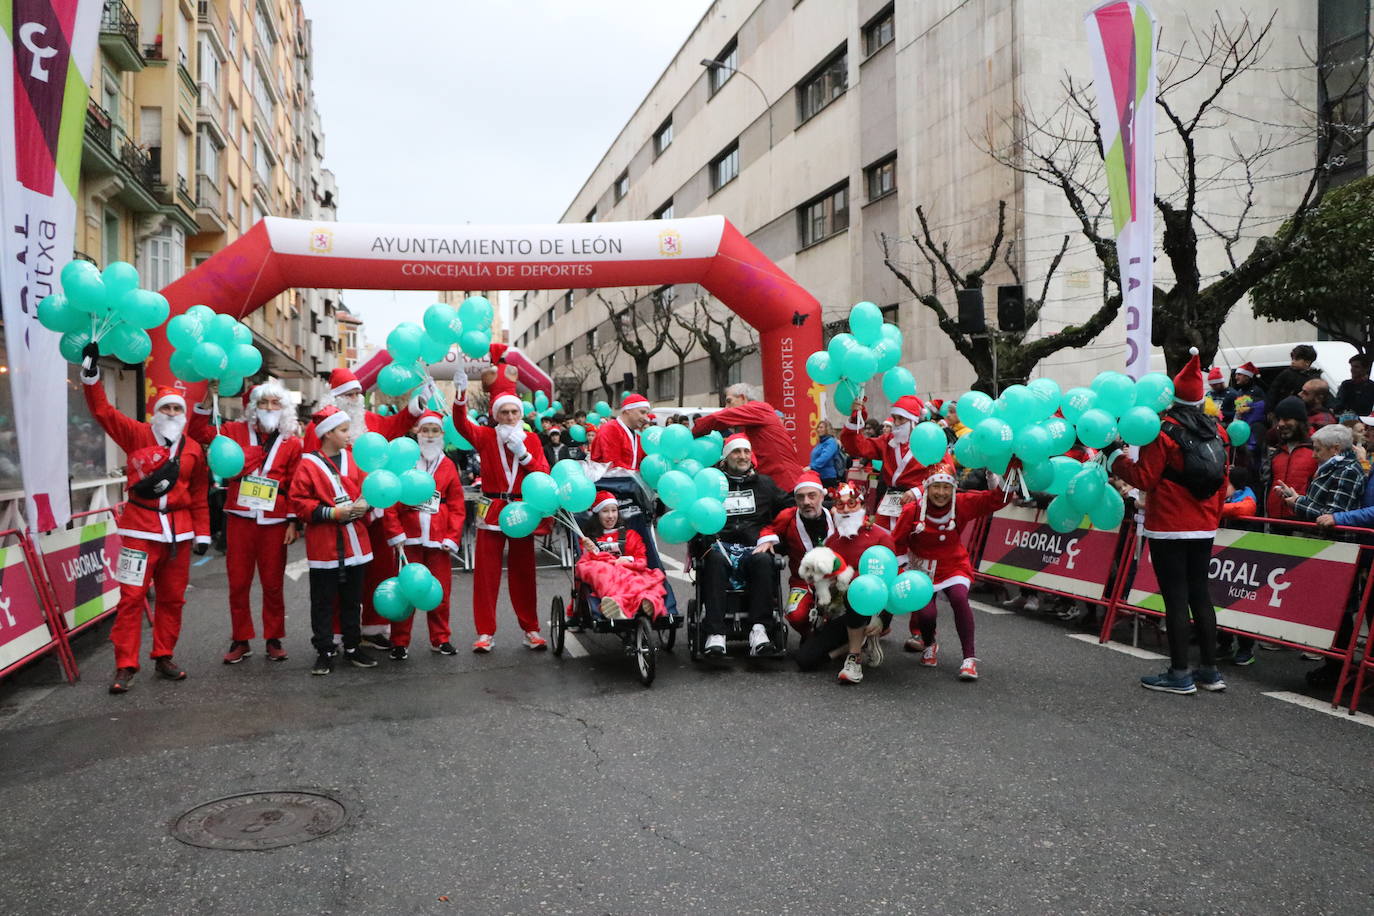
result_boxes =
[481,491,518,501]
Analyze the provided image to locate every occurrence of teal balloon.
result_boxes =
[184,303,216,324]
[973,417,1014,456]
[424,303,459,343]
[846,574,889,616]
[1090,371,1136,418]
[520,471,561,516]
[840,345,878,382]
[1074,408,1118,449]
[399,468,436,506]
[657,470,695,508]
[882,367,916,401]
[551,459,584,485]
[999,385,1036,422]
[387,322,426,364]
[848,301,884,345]
[204,313,238,349]
[227,343,262,378]
[958,391,994,427]
[879,321,903,348]
[889,570,934,613]
[1226,419,1251,446]
[399,563,435,604]
[110,325,152,364]
[62,261,107,313]
[413,575,444,612]
[1046,495,1086,534]
[688,497,727,535]
[1046,456,1081,496]
[386,436,421,474]
[859,545,898,583]
[1021,458,1055,492]
[639,424,663,455]
[1089,485,1125,530]
[1028,377,1062,405]
[639,453,670,487]
[827,332,859,362]
[169,347,203,382]
[910,421,948,465]
[442,416,473,450]
[353,432,390,471]
[1134,372,1175,412]
[694,467,729,501]
[220,374,244,397]
[690,435,723,467]
[362,469,403,508]
[675,458,703,477]
[208,436,245,478]
[1013,424,1054,465]
[378,362,420,396]
[231,321,253,346]
[595,400,612,417]
[37,294,89,334]
[166,314,204,350]
[1065,466,1106,514]
[419,333,452,364]
[569,423,587,443]
[459,295,495,329]
[558,475,595,512]
[657,509,695,544]
[952,433,983,469]
[191,341,229,378]
[1118,406,1163,446]
[833,378,863,415]
[534,390,549,412]
[372,578,414,622]
[101,261,140,300]
[806,351,842,386]
[117,289,169,329]
[1043,416,1076,455]
[872,336,903,373]
[459,329,491,358]
[1061,387,1098,424]
[659,423,692,461]
[498,501,540,537]
[58,330,93,364]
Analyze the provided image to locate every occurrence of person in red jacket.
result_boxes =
[291,406,401,675]
[453,386,551,652]
[1264,396,1318,519]
[840,395,941,529]
[893,465,1010,681]
[590,392,651,470]
[755,470,834,635]
[575,491,668,619]
[692,383,803,491]
[82,353,209,694]
[189,380,301,664]
[1107,348,1230,695]
[386,412,465,660]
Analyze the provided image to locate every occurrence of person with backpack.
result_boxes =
[1106,349,1230,695]
[809,419,846,488]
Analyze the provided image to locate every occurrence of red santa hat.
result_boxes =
[311,404,350,437]
[592,491,619,513]
[723,432,752,455]
[793,470,825,494]
[924,463,957,487]
[1174,348,1205,405]
[415,410,444,430]
[148,386,186,414]
[890,395,925,423]
[1235,361,1257,378]
[620,392,651,411]
[1207,366,1225,387]
[329,367,362,397]
[914,463,959,534]
[491,392,523,414]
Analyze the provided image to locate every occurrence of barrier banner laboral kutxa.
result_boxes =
[37,519,121,631]
[0,539,55,671]
[1128,528,1359,649]
[977,506,1121,600]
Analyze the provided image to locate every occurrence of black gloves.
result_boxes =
[80,342,100,380]
[193,542,209,556]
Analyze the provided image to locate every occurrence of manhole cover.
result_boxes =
[171,791,348,851]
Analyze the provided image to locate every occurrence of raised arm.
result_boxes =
[81,373,145,454]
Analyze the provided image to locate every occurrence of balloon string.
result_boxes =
[212,393,221,429]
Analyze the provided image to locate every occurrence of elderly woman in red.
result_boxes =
[575,491,668,620]
[892,464,1010,681]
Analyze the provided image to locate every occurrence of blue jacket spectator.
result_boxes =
[809,420,846,487]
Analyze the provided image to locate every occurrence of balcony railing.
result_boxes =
[196,173,221,211]
[119,139,157,191]
[100,1,138,47]
[176,174,196,211]
[84,98,113,152]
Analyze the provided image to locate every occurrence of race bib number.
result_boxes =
[114,547,148,587]
[786,587,809,615]
[476,497,492,520]
[913,556,938,575]
[723,490,756,516]
[419,491,440,514]
[878,491,905,517]
[237,475,279,511]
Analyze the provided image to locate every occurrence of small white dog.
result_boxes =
[797,546,853,620]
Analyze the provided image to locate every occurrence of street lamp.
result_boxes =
[700,59,774,150]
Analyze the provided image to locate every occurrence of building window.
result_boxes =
[545,307,555,330]
[586,207,597,223]
[197,126,222,182]
[563,290,574,313]
[798,181,849,248]
[102,209,120,266]
[139,225,184,290]
[197,35,221,93]
[865,153,896,201]
[654,199,674,220]
[254,133,273,184]
[653,367,676,402]
[563,343,573,364]
[1318,0,1370,187]
[585,329,596,354]
[708,38,737,95]
[863,5,895,58]
[226,179,237,223]
[652,285,675,311]
[653,118,672,156]
[798,46,848,123]
[254,0,277,54]
[252,57,275,119]
[614,170,629,202]
[710,142,739,192]
[227,17,238,55]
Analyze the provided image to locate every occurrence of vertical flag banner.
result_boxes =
[1084,1,1158,379]
[1,1,102,532]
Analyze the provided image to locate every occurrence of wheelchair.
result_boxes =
[684,541,790,662]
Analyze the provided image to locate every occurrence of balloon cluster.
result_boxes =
[165,305,264,396]
[41,260,169,367]
[843,546,937,617]
[353,433,437,509]
[498,459,597,537]
[524,390,565,427]
[379,297,496,397]
[374,561,444,623]
[805,301,906,414]
[632,427,731,543]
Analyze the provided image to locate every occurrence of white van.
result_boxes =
[648,406,721,427]
[1148,340,1357,393]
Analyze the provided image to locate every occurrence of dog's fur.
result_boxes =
[798,547,854,619]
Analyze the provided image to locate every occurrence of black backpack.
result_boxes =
[1160,413,1227,500]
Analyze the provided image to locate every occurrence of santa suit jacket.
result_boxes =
[388,454,466,552]
[758,506,835,582]
[826,521,897,572]
[302,405,421,452]
[290,449,402,568]
[589,417,641,470]
[83,378,209,545]
[840,412,940,509]
[587,526,648,562]
[893,488,1009,590]
[1109,412,1229,538]
[692,402,803,491]
[188,407,300,524]
[452,397,550,532]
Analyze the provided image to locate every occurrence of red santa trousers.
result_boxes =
[225,514,288,641]
[391,546,453,648]
[360,515,398,633]
[109,537,191,670]
[472,528,540,636]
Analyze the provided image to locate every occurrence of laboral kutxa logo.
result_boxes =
[308,228,334,254]
[657,229,683,257]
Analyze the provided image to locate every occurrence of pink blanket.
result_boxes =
[575,551,668,620]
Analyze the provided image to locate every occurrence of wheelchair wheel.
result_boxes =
[549,595,566,657]
[658,620,676,651]
[634,615,656,686]
[686,598,700,661]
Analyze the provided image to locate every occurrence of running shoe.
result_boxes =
[863,633,884,668]
[748,624,778,657]
[153,657,186,680]
[222,641,252,664]
[472,634,494,653]
[1193,668,1227,692]
[265,639,288,662]
[109,667,137,694]
[432,642,458,656]
[838,654,864,684]
[359,633,392,650]
[599,596,623,619]
[958,657,979,681]
[344,647,378,668]
[920,643,938,667]
[703,634,726,657]
[390,646,408,661]
[311,653,333,676]
[1232,650,1255,667]
[904,635,925,653]
[1140,670,1197,695]
[523,631,548,651]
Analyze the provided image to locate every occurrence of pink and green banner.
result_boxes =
[1084,1,1158,379]
[37,519,120,630]
[0,540,53,670]
[978,506,1120,600]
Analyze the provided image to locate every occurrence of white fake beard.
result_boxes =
[256,410,282,433]
[336,397,365,433]
[152,414,186,442]
[834,509,865,537]
[890,423,911,445]
[419,438,444,461]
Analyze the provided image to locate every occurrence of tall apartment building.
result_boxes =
[511,0,1368,417]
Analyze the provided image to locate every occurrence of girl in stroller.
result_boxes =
[576,491,668,620]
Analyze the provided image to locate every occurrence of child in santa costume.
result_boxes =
[82,352,209,694]
[589,392,651,470]
[385,412,465,660]
[841,395,944,529]
[452,382,551,652]
[892,464,1010,681]
[189,380,301,664]
[575,490,668,620]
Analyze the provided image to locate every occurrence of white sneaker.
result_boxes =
[863,633,884,668]
[704,633,726,656]
[1023,595,1040,612]
[748,623,777,657]
[523,630,548,651]
[838,653,863,684]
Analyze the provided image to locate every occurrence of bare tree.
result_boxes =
[655,287,699,404]
[673,297,759,406]
[587,333,621,405]
[554,356,595,412]
[598,289,672,393]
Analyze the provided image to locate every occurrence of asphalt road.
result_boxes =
[1,540,1372,915]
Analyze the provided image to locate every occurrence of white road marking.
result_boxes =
[657,554,692,583]
[968,598,1013,616]
[1066,632,1168,660]
[285,558,309,581]
[562,632,588,657]
[1262,691,1374,728]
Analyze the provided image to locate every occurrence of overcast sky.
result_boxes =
[307,0,713,345]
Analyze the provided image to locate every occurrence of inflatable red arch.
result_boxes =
[151,215,822,453]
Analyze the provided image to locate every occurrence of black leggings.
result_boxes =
[1150,538,1217,671]
[310,566,364,655]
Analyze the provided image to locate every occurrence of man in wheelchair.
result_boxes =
[693,434,793,657]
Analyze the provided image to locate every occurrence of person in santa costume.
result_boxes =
[81,349,209,693]
[754,470,834,635]
[385,412,465,660]
[589,392,651,470]
[841,394,944,529]
[692,383,804,490]
[290,405,402,675]
[188,380,301,664]
[574,491,668,620]
[892,463,1010,681]
[452,381,551,652]
[1106,348,1230,695]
